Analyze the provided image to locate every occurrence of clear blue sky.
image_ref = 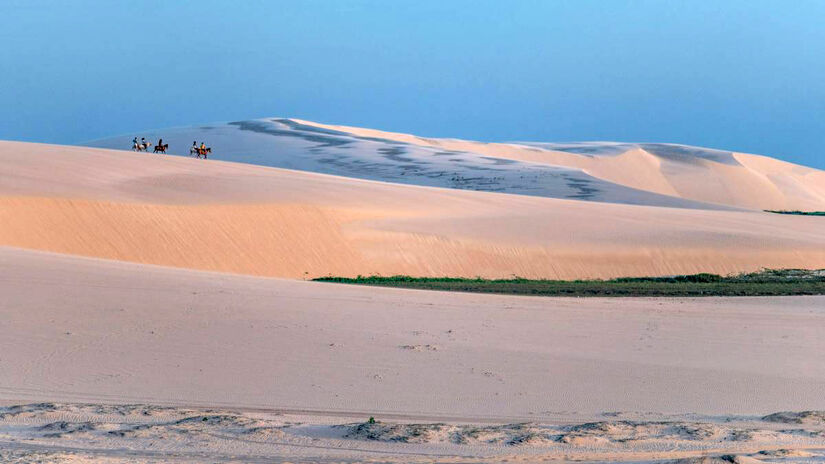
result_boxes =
[2,0,824,168]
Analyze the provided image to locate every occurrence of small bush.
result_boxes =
[314,269,825,297]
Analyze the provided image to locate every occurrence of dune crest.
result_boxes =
[297,118,825,210]
[2,141,825,279]
[87,117,825,211]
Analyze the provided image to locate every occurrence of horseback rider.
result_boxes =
[132,137,138,148]
[157,138,163,148]
[200,142,206,155]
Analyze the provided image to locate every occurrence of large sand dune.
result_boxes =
[1,140,824,279]
[301,119,825,211]
[88,117,825,211]
[2,246,825,462]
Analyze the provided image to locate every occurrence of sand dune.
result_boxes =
[1,246,825,462]
[87,118,825,211]
[5,247,824,417]
[1,140,824,279]
[301,119,825,211]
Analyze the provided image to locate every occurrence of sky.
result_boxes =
[1,0,824,168]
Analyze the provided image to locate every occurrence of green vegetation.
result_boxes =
[314,269,825,297]
[765,210,825,216]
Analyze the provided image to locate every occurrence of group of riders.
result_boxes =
[132,137,212,159]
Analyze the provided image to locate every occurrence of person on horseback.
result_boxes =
[157,138,163,148]
[132,137,138,147]
[200,142,206,155]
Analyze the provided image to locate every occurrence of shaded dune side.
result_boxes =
[1,141,825,279]
[300,119,825,211]
[87,120,733,210]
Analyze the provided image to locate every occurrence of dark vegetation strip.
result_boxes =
[314,270,825,297]
[765,210,825,216]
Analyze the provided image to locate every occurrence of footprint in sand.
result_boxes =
[399,344,439,352]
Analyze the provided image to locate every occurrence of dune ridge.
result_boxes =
[87,117,825,211]
[296,118,825,211]
[2,140,825,279]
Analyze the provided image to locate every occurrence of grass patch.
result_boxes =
[314,269,825,297]
[765,210,825,216]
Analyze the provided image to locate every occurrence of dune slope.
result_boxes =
[2,141,825,279]
[3,246,825,462]
[1,141,824,279]
[3,245,825,417]
[87,117,825,211]
[302,119,825,211]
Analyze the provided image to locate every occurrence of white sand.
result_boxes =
[88,117,825,211]
[2,141,824,280]
[300,118,825,211]
[1,246,824,462]
[2,137,825,462]
[2,403,825,463]
[3,246,825,416]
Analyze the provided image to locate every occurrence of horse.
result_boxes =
[190,146,211,159]
[133,142,150,152]
[153,143,168,154]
